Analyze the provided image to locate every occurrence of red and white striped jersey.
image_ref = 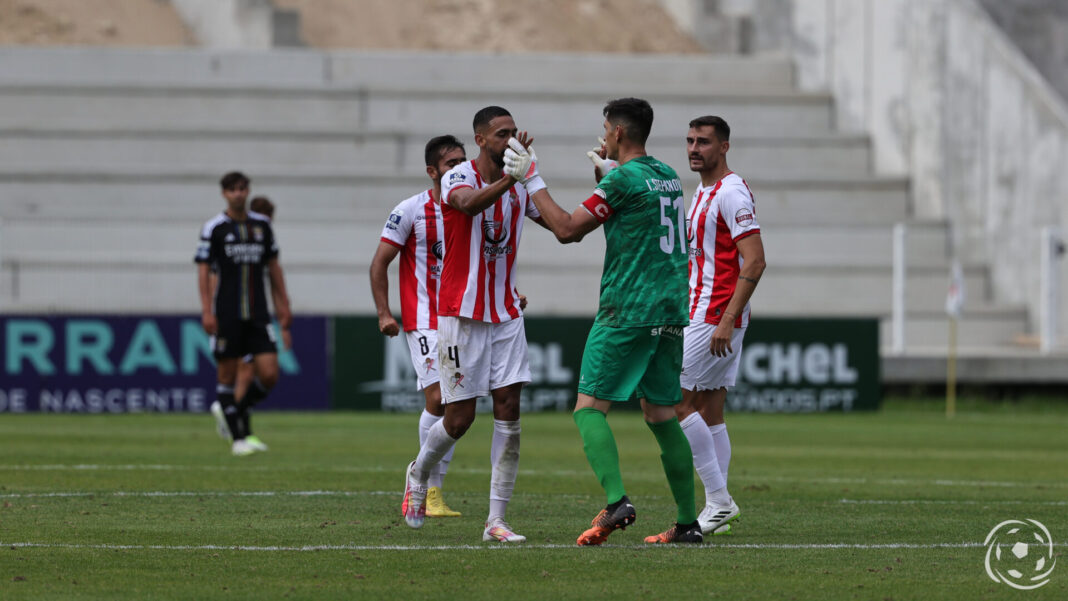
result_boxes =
[686,172,761,327]
[379,189,444,331]
[438,160,541,323]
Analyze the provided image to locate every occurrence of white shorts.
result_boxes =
[437,315,531,403]
[680,321,747,392]
[405,329,440,391]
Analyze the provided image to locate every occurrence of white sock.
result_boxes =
[488,419,520,522]
[414,419,457,485]
[680,412,726,505]
[709,423,731,485]
[419,410,451,488]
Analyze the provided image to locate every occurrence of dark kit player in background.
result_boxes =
[195,171,292,456]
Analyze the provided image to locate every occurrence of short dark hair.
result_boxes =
[220,171,250,190]
[603,97,654,145]
[424,135,465,167]
[688,115,731,141]
[249,196,274,218]
[472,106,512,133]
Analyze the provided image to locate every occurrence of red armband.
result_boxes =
[581,193,615,224]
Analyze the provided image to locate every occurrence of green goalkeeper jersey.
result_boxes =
[582,155,689,327]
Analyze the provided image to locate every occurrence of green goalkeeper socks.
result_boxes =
[573,408,626,505]
[646,416,698,525]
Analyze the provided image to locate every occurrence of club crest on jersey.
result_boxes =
[252,226,264,242]
[225,233,236,242]
[424,357,436,372]
[449,372,465,390]
[735,208,754,226]
[482,219,508,245]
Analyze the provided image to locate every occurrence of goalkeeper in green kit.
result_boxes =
[503,97,700,545]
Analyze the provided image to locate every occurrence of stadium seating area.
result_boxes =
[0,46,1028,350]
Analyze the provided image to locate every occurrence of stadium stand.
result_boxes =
[0,46,1028,353]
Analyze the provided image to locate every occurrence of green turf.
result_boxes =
[1,409,1065,600]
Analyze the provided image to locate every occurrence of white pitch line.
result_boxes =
[6,541,1066,552]
[0,490,376,499]
[758,475,1068,489]
[0,490,597,500]
[5,490,1065,507]
[840,499,1068,506]
[5,463,1067,490]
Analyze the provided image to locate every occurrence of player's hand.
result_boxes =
[201,312,217,336]
[282,327,293,350]
[379,314,400,337]
[585,137,618,181]
[503,137,539,184]
[277,308,293,331]
[519,294,528,310]
[709,320,734,357]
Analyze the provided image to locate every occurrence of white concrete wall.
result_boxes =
[170,0,273,49]
[786,0,1068,347]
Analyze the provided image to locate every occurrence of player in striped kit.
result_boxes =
[679,116,766,535]
[402,107,546,543]
[371,135,467,519]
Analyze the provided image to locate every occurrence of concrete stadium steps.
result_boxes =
[752,264,989,314]
[878,310,1030,348]
[0,86,834,139]
[0,172,908,227]
[2,219,949,274]
[0,130,873,181]
[0,48,798,95]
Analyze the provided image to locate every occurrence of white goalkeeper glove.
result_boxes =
[586,137,618,180]
[503,137,546,194]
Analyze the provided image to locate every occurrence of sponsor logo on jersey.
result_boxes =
[432,241,444,260]
[483,245,513,259]
[650,325,684,337]
[735,208,754,226]
[448,172,467,184]
[224,242,266,264]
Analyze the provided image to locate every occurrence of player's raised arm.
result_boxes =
[369,240,402,337]
[446,174,516,216]
[503,138,600,244]
[446,129,533,216]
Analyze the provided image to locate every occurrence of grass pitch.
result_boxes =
[1,406,1065,600]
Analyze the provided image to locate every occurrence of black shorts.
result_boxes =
[211,319,277,359]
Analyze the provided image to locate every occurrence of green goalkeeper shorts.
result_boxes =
[577,322,684,405]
